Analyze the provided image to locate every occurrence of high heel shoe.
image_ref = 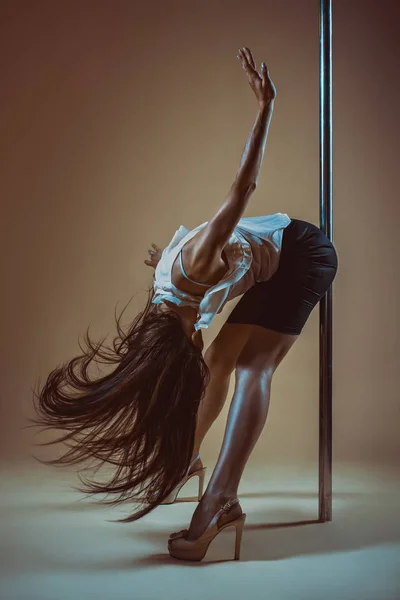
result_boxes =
[168,497,246,561]
[143,454,206,505]
[161,454,206,504]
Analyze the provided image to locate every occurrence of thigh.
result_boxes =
[204,323,255,373]
[235,325,299,374]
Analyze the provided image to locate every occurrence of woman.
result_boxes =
[31,48,338,562]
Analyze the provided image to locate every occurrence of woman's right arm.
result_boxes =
[214,99,274,221]
[236,99,275,189]
[189,48,277,268]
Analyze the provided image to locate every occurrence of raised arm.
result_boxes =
[190,48,277,267]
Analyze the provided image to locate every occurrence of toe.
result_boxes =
[169,528,188,540]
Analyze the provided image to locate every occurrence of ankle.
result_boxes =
[203,488,237,505]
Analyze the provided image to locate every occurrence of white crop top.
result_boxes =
[152,213,292,332]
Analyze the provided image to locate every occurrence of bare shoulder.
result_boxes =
[185,230,226,271]
[170,234,229,294]
[184,233,228,279]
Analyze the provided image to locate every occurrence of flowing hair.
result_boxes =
[27,284,210,523]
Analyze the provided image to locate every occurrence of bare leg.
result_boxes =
[188,324,255,474]
[190,365,231,463]
[185,325,299,540]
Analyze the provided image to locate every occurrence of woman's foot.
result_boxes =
[183,490,242,541]
[168,496,246,561]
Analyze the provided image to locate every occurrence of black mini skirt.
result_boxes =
[226,219,339,335]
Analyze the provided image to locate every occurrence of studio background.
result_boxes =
[1,0,398,477]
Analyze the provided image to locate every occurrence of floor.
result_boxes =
[1,461,399,600]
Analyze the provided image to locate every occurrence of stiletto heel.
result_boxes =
[162,466,206,504]
[234,514,246,560]
[168,498,246,562]
[143,455,206,505]
[197,468,205,501]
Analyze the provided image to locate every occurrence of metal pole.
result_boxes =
[318,0,333,522]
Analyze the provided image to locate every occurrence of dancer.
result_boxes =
[31,48,338,561]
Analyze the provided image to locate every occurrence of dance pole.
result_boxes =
[318,0,333,522]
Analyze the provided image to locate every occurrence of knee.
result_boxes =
[235,362,276,381]
[235,327,298,375]
[234,364,274,400]
[236,347,279,378]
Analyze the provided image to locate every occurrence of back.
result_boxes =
[152,213,291,332]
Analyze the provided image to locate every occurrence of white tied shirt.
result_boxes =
[152,213,292,332]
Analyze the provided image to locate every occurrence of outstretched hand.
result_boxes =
[237,47,276,107]
[144,243,163,269]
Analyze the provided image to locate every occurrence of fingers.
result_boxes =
[260,61,267,80]
[237,48,253,73]
[242,47,256,69]
[237,47,261,83]
[147,243,161,256]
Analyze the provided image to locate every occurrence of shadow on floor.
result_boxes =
[3,490,373,514]
[3,493,398,570]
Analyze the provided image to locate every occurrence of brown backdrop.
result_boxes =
[1,0,398,471]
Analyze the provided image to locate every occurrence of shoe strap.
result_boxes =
[220,497,239,513]
[214,498,240,529]
[188,453,201,470]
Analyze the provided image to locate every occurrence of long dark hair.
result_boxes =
[28,284,210,523]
